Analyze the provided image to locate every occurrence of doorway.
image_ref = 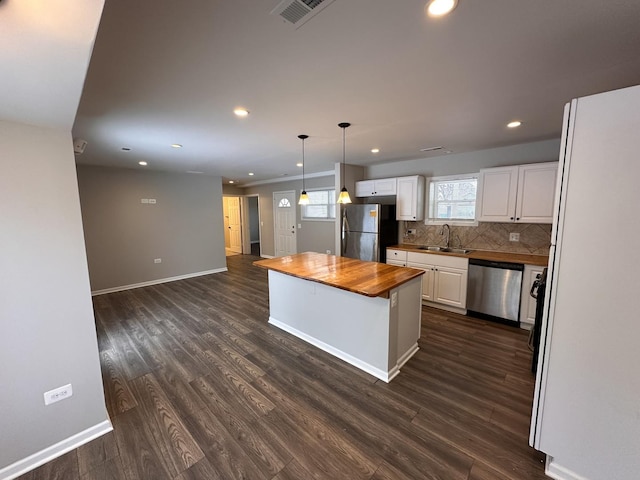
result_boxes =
[223,196,242,256]
[273,190,297,257]
[243,195,261,257]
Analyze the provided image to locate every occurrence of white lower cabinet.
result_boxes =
[386,249,407,266]
[405,251,468,311]
[519,264,544,329]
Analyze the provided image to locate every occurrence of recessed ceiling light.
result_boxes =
[229,180,235,184]
[371,148,380,154]
[426,0,458,17]
[171,144,182,148]
[248,172,254,176]
[122,147,131,151]
[234,107,249,117]
[138,161,148,166]
[507,120,523,128]
[186,170,203,174]
[296,162,303,167]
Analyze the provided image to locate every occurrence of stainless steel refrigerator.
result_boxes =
[529,84,640,479]
[341,204,397,263]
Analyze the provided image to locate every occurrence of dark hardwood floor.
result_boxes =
[19,254,549,479]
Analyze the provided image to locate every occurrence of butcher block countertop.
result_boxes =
[390,244,550,267]
[254,252,424,298]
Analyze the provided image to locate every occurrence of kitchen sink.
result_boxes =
[416,246,473,254]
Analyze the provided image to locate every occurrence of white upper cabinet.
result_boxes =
[355,178,397,197]
[396,175,425,221]
[476,162,558,223]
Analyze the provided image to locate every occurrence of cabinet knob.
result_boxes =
[516,217,520,221]
[510,216,514,220]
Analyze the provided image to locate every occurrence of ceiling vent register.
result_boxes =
[271,0,336,28]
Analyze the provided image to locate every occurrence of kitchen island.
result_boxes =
[254,252,424,382]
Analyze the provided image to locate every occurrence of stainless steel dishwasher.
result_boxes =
[467,259,523,325]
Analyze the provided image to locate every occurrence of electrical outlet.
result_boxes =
[326,249,331,254]
[154,258,162,263]
[509,232,520,242]
[407,229,417,235]
[44,384,73,405]
[148,199,156,204]
[141,198,149,204]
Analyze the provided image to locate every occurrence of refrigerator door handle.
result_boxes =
[341,210,350,253]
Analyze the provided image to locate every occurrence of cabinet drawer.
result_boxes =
[407,251,468,270]
[387,249,407,262]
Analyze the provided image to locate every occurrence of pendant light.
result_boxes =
[298,134,310,205]
[337,122,352,204]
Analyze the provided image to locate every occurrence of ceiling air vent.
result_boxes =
[271,0,336,29]
[420,146,452,156]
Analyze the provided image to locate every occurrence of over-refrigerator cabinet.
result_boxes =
[530,85,640,480]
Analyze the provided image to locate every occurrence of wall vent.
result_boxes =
[271,0,336,29]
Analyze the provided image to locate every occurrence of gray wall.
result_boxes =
[77,166,226,292]
[366,139,561,179]
[0,121,109,471]
[244,176,336,256]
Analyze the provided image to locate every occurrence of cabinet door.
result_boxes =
[355,180,375,197]
[519,265,544,327]
[477,166,519,222]
[515,163,558,223]
[433,267,468,308]
[374,178,397,196]
[387,260,406,267]
[407,264,435,301]
[396,176,425,221]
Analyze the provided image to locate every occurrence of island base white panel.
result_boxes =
[544,456,590,480]
[266,271,422,382]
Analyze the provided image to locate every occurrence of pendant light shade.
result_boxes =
[337,122,352,204]
[298,134,310,205]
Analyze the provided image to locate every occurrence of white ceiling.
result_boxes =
[0,0,104,130]
[41,1,640,184]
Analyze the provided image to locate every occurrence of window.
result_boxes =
[301,188,336,220]
[278,198,291,208]
[426,174,478,224]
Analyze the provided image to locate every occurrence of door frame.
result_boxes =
[273,190,297,257]
[241,194,261,256]
[223,194,243,254]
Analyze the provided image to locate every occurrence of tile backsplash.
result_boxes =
[401,221,552,255]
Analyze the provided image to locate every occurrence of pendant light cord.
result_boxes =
[342,126,346,189]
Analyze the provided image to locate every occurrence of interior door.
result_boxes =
[273,191,297,257]
[227,196,242,253]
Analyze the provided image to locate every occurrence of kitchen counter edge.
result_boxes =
[389,244,549,267]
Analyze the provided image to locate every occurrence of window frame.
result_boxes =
[300,187,336,222]
[425,173,479,226]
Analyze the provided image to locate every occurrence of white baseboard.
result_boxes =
[260,254,275,259]
[545,456,589,480]
[91,267,227,296]
[268,317,419,383]
[422,300,467,315]
[0,420,113,480]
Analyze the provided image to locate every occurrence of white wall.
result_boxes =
[0,121,110,475]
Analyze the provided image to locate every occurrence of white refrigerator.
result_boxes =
[530,84,640,479]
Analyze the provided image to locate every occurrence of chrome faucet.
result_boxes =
[440,223,451,248]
